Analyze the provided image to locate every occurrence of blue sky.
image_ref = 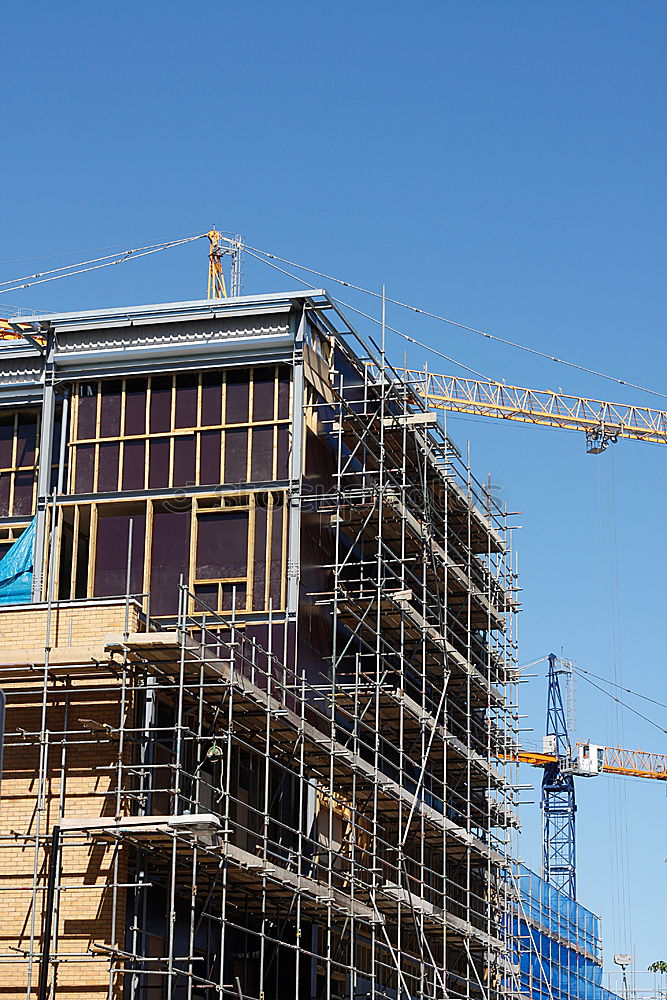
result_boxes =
[3,0,666,973]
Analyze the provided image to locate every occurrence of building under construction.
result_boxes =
[0,290,520,999]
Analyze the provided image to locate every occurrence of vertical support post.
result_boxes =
[37,824,61,1000]
[33,330,56,602]
[285,305,305,619]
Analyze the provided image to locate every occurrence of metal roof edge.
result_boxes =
[10,289,330,327]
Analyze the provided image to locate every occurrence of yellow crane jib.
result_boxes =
[501,741,667,781]
[397,370,667,452]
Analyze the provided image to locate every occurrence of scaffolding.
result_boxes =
[0,290,520,1000]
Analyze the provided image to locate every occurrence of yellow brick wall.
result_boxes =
[0,600,139,649]
[0,602,137,998]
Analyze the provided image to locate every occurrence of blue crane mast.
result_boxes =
[541,652,577,899]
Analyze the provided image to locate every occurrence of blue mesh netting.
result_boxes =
[513,865,622,1000]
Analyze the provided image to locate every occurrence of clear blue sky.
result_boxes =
[3,0,666,973]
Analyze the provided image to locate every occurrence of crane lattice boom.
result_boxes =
[507,743,667,781]
[600,745,667,780]
[400,370,667,450]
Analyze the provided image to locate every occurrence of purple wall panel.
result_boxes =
[225,372,249,424]
[252,369,275,422]
[150,376,172,434]
[270,501,284,608]
[224,429,248,484]
[150,503,191,616]
[148,439,170,489]
[122,440,146,491]
[173,435,196,488]
[77,388,97,440]
[13,473,34,515]
[277,367,290,420]
[97,442,120,492]
[100,381,122,437]
[276,426,289,480]
[222,582,246,611]
[250,427,273,482]
[201,373,223,426]
[75,445,95,493]
[125,379,147,435]
[0,417,13,468]
[253,504,267,611]
[0,475,10,516]
[16,415,37,467]
[194,583,218,610]
[94,510,146,597]
[174,375,198,429]
[196,511,248,580]
[199,431,221,486]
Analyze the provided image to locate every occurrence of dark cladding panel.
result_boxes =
[252,369,275,422]
[75,445,95,494]
[201,372,223,426]
[125,378,147,435]
[224,429,248,484]
[250,427,273,482]
[97,442,120,492]
[77,386,97,439]
[122,440,146,491]
[173,435,196,488]
[222,582,246,611]
[196,510,248,580]
[199,431,221,486]
[270,499,284,608]
[12,472,33,515]
[175,374,198,429]
[94,508,146,597]
[225,371,249,424]
[0,416,13,468]
[194,583,218,610]
[100,381,122,438]
[150,502,191,616]
[253,502,268,611]
[0,475,9,517]
[276,426,289,480]
[16,414,37,468]
[148,439,170,489]
[305,426,335,490]
[50,415,62,491]
[277,367,290,420]
[150,376,172,434]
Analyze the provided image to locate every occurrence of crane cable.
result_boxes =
[573,664,667,713]
[574,668,667,736]
[0,234,208,295]
[227,237,667,401]
[239,245,495,382]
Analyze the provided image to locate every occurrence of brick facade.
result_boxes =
[0,601,139,999]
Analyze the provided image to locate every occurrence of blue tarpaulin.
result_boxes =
[0,519,35,604]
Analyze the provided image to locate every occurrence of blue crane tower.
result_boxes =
[541,652,577,899]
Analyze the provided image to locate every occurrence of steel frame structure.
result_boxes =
[0,290,522,1000]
